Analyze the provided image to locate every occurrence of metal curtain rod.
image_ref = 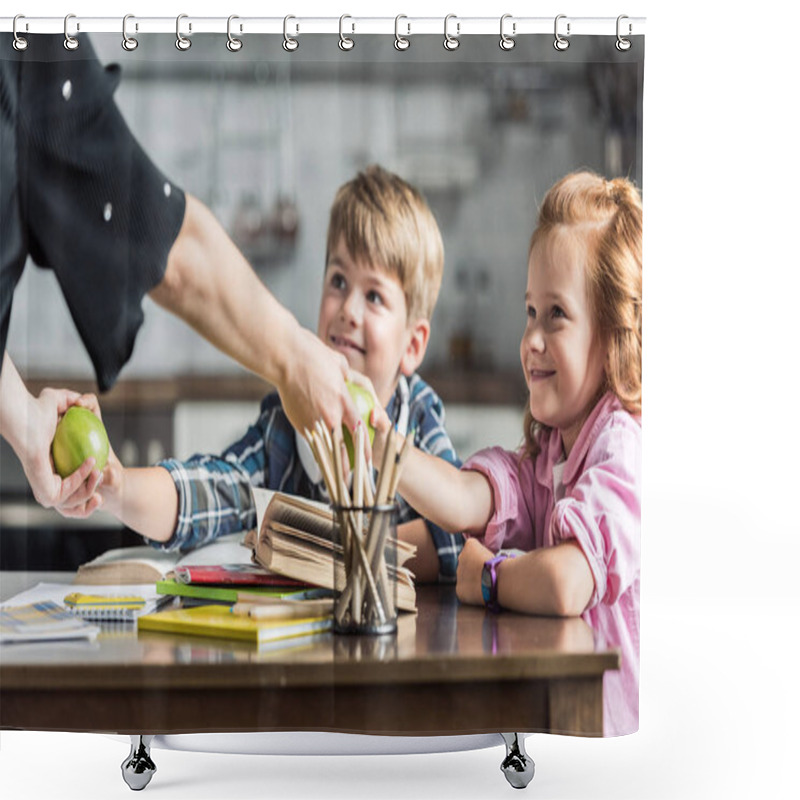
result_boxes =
[0,15,646,37]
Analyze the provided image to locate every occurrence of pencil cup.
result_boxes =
[331,502,398,636]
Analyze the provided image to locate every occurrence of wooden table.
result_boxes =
[1,573,617,736]
[0,572,619,789]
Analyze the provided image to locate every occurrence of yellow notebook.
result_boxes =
[137,604,332,645]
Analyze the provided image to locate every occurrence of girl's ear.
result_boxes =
[400,318,430,376]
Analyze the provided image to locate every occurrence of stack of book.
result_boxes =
[155,563,329,606]
[73,487,417,646]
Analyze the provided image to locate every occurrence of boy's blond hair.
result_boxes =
[325,165,444,322]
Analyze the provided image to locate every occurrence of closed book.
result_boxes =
[172,564,309,587]
[155,578,330,605]
[137,604,332,645]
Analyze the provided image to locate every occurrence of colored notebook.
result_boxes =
[155,578,330,605]
[137,604,332,645]
[63,592,147,621]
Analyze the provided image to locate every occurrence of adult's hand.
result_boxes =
[278,323,360,435]
[18,387,102,511]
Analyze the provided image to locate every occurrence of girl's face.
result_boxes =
[520,228,607,456]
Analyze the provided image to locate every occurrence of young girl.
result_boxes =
[370,171,641,736]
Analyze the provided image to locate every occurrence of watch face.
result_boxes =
[481,565,492,592]
[481,564,492,603]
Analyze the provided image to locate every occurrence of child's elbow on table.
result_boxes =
[541,543,595,617]
[501,542,595,617]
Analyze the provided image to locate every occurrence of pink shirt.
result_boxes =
[463,392,641,736]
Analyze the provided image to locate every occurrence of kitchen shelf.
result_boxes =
[24,369,526,409]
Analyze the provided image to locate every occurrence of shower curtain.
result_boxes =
[0,18,643,753]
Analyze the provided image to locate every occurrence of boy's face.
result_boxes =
[318,237,428,408]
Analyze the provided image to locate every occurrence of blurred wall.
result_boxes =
[6,34,641,383]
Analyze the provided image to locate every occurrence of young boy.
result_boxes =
[94,166,462,582]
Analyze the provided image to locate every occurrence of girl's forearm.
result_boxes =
[112,467,179,543]
[398,446,493,536]
[496,542,595,617]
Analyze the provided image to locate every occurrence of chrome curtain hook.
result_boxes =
[122,14,139,51]
[283,15,299,52]
[175,13,192,51]
[554,14,570,51]
[227,15,243,51]
[615,14,632,51]
[499,14,516,51]
[443,14,460,51]
[63,13,79,51]
[394,15,410,51]
[12,15,28,52]
[339,14,355,51]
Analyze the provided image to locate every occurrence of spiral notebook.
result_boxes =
[1,583,171,623]
[63,592,149,621]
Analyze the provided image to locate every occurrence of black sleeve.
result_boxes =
[16,35,186,391]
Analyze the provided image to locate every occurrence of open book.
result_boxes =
[243,492,417,613]
[72,489,278,585]
[74,533,253,585]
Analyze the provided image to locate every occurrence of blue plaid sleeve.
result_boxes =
[150,399,283,552]
[399,375,465,583]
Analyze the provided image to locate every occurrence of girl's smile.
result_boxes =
[520,227,607,455]
[527,368,556,382]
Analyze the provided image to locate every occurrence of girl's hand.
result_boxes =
[456,536,494,606]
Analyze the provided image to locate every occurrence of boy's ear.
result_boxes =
[400,318,430,377]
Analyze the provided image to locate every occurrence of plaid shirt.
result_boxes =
[153,373,464,582]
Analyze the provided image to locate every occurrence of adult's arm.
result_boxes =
[151,194,359,435]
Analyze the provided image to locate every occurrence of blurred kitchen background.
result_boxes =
[1,34,642,568]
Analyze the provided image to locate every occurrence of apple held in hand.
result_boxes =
[51,406,110,478]
[342,381,376,468]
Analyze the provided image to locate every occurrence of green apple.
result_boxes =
[342,381,376,469]
[51,406,110,478]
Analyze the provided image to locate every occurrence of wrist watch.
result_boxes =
[481,553,515,613]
